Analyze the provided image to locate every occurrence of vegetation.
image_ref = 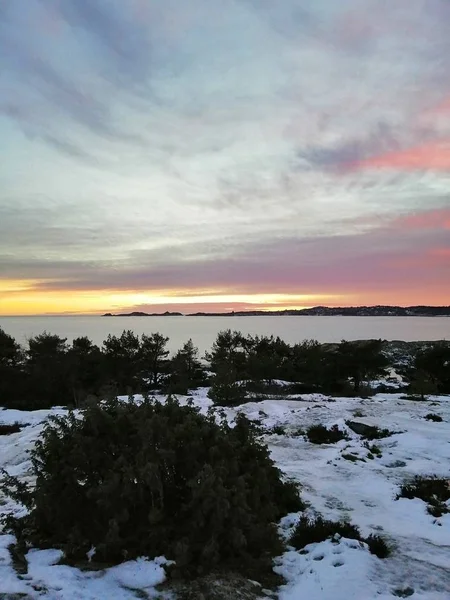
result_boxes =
[397,476,449,517]
[345,421,396,440]
[0,397,303,578]
[424,413,443,422]
[363,442,382,457]
[0,422,23,435]
[0,327,448,411]
[306,424,349,444]
[289,515,390,558]
[401,342,450,397]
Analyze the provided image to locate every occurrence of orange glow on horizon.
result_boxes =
[0,284,347,316]
[0,280,448,316]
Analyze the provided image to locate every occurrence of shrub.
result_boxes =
[424,413,443,422]
[289,516,390,558]
[397,476,449,517]
[0,397,303,578]
[0,422,23,435]
[266,425,286,436]
[306,424,349,444]
[365,534,391,559]
[363,442,382,457]
[207,375,247,407]
[342,453,364,463]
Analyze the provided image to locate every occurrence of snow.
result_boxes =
[1,391,450,599]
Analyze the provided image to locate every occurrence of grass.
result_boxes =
[397,476,450,517]
[289,515,390,559]
[306,424,349,445]
[363,442,382,457]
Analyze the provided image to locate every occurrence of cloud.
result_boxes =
[1,210,446,300]
[348,141,450,172]
[1,0,450,312]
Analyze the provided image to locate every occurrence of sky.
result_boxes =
[0,0,449,315]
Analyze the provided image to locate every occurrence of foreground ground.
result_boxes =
[1,390,449,599]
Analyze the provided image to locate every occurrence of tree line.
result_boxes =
[0,327,449,409]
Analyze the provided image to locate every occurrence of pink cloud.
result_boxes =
[348,141,450,172]
[431,96,450,115]
[390,208,450,231]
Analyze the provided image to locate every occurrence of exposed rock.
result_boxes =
[346,421,377,437]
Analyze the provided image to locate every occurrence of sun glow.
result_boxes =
[0,282,343,315]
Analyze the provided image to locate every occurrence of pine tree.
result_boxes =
[140,332,170,388]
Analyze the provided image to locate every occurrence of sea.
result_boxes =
[1,316,449,356]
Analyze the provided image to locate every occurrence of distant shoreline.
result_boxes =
[102,306,450,318]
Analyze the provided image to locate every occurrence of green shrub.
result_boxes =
[290,515,360,548]
[424,413,443,422]
[266,425,286,436]
[0,397,303,578]
[397,476,449,517]
[289,516,390,558]
[207,378,247,407]
[365,534,391,559]
[306,424,349,444]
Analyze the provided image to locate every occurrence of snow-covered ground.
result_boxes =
[1,391,449,599]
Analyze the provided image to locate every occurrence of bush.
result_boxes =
[424,413,443,422]
[289,515,390,558]
[306,424,349,444]
[266,425,286,436]
[207,379,247,406]
[363,442,382,457]
[365,534,391,559]
[0,397,303,578]
[0,422,23,435]
[396,476,449,517]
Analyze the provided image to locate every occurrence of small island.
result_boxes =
[102,310,184,317]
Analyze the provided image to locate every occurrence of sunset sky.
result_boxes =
[1,0,449,315]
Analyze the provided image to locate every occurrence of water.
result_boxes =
[1,316,449,355]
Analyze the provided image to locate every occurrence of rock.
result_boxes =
[346,421,377,437]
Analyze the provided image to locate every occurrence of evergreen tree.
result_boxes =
[0,328,25,408]
[333,340,389,395]
[169,339,205,394]
[206,330,248,404]
[245,335,290,385]
[412,342,450,393]
[205,330,247,377]
[67,337,104,406]
[102,330,141,393]
[26,332,71,408]
[408,368,438,400]
[140,332,170,388]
